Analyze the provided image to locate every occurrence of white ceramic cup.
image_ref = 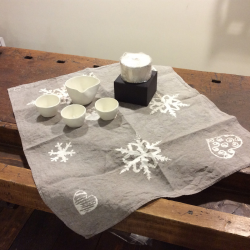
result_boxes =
[35,94,60,117]
[61,104,86,128]
[95,98,119,120]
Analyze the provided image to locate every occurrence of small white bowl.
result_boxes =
[95,98,119,120]
[61,104,86,128]
[35,94,60,117]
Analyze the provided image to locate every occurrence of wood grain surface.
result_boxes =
[1,163,250,250]
[0,47,115,124]
[0,163,52,213]
[0,46,249,172]
[1,47,250,250]
[7,209,184,250]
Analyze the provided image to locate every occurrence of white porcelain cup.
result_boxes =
[35,94,60,117]
[95,98,119,120]
[61,104,86,128]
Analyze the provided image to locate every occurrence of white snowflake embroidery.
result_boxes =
[27,100,36,105]
[116,135,170,180]
[27,85,71,105]
[149,93,190,117]
[48,142,75,162]
[27,73,96,106]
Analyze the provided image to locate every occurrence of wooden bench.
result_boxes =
[1,47,250,250]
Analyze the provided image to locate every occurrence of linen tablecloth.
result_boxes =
[8,64,250,238]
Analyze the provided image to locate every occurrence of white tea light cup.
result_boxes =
[120,52,152,83]
[95,98,119,120]
[35,94,60,117]
[61,104,86,128]
[65,75,100,105]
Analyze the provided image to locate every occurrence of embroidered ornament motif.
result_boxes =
[73,190,98,215]
[85,107,100,121]
[116,135,171,180]
[27,85,71,105]
[149,93,190,117]
[48,142,75,162]
[206,135,243,159]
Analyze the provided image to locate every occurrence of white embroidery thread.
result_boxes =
[48,142,75,162]
[27,73,96,105]
[116,135,171,180]
[206,135,243,159]
[27,85,71,105]
[149,93,190,117]
[73,190,98,215]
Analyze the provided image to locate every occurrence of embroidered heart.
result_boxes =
[206,135,243,159]
[73,190,98,215]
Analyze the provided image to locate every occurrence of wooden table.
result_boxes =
[1,47,250,250]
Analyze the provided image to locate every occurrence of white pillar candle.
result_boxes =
[120,52,152,83]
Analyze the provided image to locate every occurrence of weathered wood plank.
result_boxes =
[1,47,250,249]
[0,143,29,168]
[2,47,250,131]
[0,163,52,213]
[173,185,250,209]
[0,121,21,147]
[1,47,250,172]
[114,199,250,250]
[0,205,33,250]
[1,164,250,250]
[0,47,116,124]
[1,161,250,210]
[173,68,250,132]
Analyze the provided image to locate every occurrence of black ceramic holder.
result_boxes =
[114,71,157,106]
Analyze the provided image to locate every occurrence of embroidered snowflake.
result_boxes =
[116,135,170,180]
[27,100,36,105]
[149,93,190,117]
[27,85,71,105]
[27,73,96,106]
[48,142,75,162]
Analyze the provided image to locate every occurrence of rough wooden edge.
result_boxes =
[0,46,117,68]
[114,199,250,250]
[0,163,52,213]
[0,121,21,147]
[1,164,250,249]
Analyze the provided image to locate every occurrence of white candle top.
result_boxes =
[120,52,151,68]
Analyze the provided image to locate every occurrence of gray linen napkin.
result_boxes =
[8,63,250,238]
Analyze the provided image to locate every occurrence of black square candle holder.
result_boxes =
[114,71,157,106]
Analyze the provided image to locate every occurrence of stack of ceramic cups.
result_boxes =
[35,75,119,127]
